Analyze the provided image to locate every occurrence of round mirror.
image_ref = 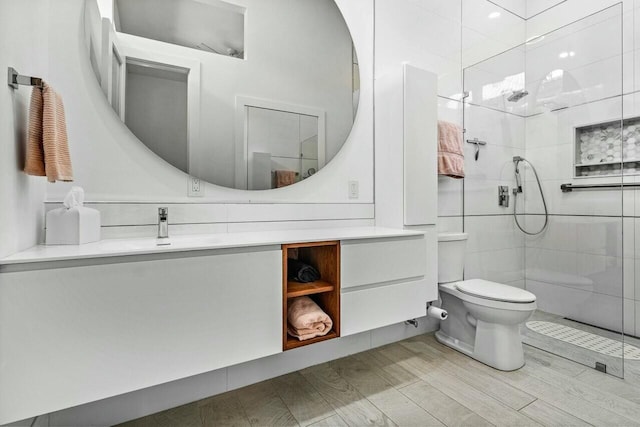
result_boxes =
[84,0,360,190]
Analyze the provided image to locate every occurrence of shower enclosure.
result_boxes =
[461,2,631,377]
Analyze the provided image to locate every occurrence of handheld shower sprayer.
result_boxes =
[513,156,524,194]
[512,156,548,235]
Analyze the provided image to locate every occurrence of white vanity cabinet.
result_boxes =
[0,227,435,425]
[0,247,282,423]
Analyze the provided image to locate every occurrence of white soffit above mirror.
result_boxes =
[115,0,245,56]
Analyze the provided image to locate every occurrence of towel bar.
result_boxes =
[7,67,43,89]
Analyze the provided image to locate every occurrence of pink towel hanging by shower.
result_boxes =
[437,120,464,179]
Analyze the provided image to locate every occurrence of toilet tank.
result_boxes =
[438,232,468,283]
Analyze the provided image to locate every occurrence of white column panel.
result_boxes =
[404,65,438,226]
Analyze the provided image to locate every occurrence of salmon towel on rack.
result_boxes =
[437,120,464,179]
[24,83,73,182]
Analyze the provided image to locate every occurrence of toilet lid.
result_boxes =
[455,279,536,303]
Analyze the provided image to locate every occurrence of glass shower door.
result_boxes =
[462,3,627,377]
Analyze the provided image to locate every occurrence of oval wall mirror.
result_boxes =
[83,0,360,190]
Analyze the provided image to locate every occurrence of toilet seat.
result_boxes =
[439,281,537,312]
[455,279,536,303]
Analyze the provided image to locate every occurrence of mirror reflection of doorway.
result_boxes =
[124,59,189,173]
[246,106,320,190]
[110,46,123,118]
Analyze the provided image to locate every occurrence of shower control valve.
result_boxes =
[498,186,510,208]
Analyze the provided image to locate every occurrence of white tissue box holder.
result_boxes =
[46,207,101,245]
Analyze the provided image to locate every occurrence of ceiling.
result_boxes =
[115,0,245,57]
[489,0,567,19]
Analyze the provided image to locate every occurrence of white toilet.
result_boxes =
[436,232,537,371]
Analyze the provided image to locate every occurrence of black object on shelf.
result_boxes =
[287,258,321,283]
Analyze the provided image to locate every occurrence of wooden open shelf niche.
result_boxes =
[282,241,340,351]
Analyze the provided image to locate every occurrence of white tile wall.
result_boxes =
[490,0,528,18]
[525,215,632,257]
[465,246,525,283]
[462,0,526,67]
[527,0,568,18]
[465,215,524,252]
[463,47,527,116]
[464,105,526,149]
[437,176,464,217]
[526,279,635,335]
[526,1,632,41]
[375,0,462,99]
[464,179,520,215]
[43,202,376,239]
[438,216,464,232]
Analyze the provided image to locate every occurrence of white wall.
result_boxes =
[41,0,373,208]
[0,1,48,258]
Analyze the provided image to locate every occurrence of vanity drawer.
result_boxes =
[340,236,426,289]
[341,278,429,336]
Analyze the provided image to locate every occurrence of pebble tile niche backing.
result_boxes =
[575,117,640,177]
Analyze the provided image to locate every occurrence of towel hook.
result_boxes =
[466,137,487,161]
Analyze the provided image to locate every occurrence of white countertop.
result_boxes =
[0,227,424,266]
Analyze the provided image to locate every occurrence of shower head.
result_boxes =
[507,89,529,103]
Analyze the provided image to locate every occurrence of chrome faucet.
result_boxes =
[157,207,170,242]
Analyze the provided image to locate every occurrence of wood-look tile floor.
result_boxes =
[117,333,640,427]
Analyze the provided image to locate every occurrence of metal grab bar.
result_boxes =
[560,182,640,192]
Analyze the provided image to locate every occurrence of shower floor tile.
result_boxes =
[522,309,640,379]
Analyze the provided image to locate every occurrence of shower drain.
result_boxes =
[526,321,640,360]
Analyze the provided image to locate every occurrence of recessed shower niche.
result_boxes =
[574,117,640,178]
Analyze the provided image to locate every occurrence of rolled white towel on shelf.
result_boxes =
[287,296,333,341]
